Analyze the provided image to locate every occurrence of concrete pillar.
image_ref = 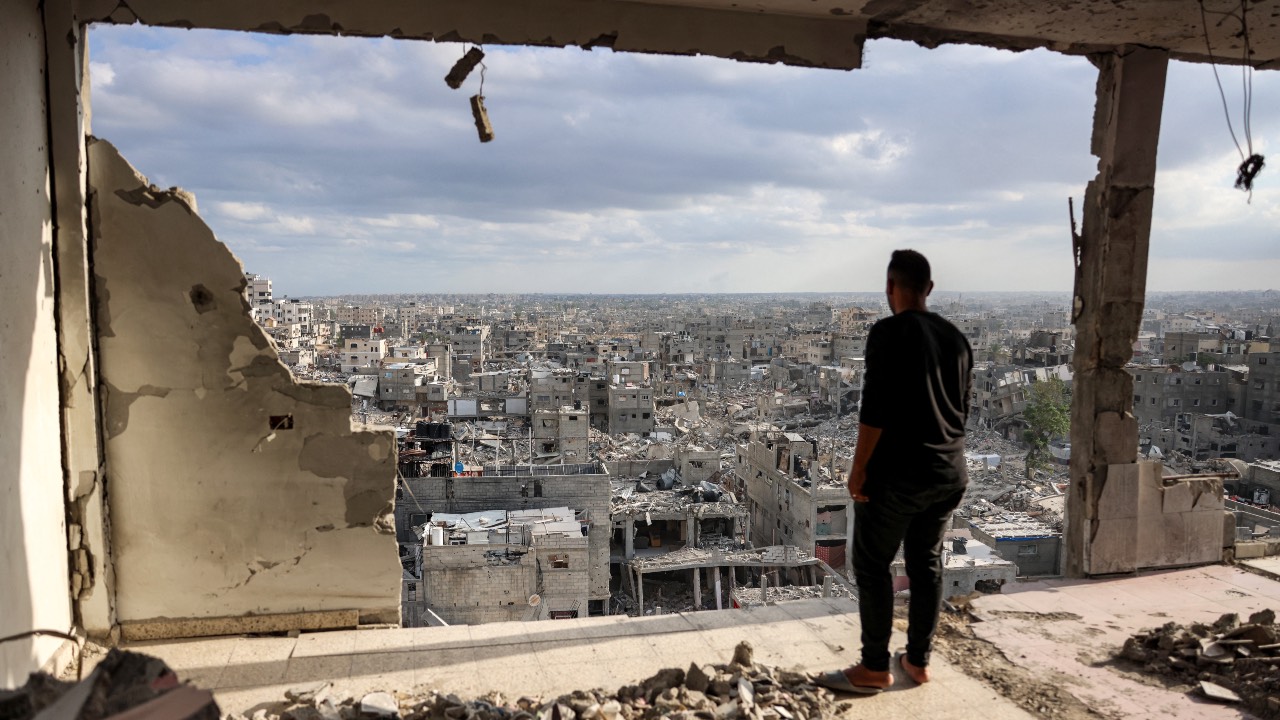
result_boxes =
[686,516,696,548]
[693,567,701,609]
[624,518,635,560]
[43,0,115,639]
[636,568,644,612]
[714,567,723,610]
[1064,46,1168,578]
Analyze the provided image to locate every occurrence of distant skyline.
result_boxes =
[88,26,1279,295]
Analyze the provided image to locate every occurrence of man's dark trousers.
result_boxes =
[853,482,965,672]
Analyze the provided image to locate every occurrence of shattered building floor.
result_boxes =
[71,563,1280,720]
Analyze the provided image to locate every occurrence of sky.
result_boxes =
[86,25,1280,296]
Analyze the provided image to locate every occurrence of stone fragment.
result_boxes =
[1250,609,1276,626]
[360,692,398,718]
[714,700,741,719]
[1199,681,1241,703]
[287,682,332,704]
[686,663,712,693]
[737,677,755,709]
[732,642,754,667]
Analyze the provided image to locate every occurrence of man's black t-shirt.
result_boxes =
[859,310,973,496]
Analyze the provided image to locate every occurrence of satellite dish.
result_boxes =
[528,594,541,607]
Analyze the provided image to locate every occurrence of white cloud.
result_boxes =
[89,61,115,87]
[85,26,1280,294]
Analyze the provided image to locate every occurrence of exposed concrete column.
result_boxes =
[1064,46,1168,578]
[624,517,634,560]
[43,0,115,639]
[692,567,701,609]
[686,516,696,549]
[714,567,723,610]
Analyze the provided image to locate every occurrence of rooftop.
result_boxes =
[100,564,1280,719]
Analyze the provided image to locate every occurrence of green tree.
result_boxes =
[1022,377,1071,478]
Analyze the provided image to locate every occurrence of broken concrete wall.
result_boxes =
[87,139,400,637]
[0,2,76,687]
[1088,462,1230,574]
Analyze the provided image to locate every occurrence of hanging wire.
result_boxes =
[1198,0,1265,198]
[478,59,487,98]
[1199,0,1245,162]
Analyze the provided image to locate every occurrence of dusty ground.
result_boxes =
[921,604,1107,720]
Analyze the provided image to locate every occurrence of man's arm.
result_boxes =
[847,423,882,502]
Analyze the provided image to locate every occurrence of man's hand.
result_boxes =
[847,465,869,503]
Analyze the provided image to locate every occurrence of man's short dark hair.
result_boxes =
[888,249,931,294]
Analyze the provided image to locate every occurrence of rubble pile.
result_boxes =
[246,643,848,720]
[732,584,855,605]
[1119,609,1280,716]
[1,649,219,720]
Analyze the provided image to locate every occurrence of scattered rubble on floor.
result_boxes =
[236,643,850,720]
[1119,608,1280,717]
[932,608,1098,720]
[0,649,219,720]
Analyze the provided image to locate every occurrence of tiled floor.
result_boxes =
[970,564,1278,720]
[120,598,1033,719]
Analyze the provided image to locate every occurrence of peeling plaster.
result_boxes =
[88,137,400,628]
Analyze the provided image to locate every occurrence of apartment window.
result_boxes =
[1212,399,1219,406]
[1193,399,1201,407]
[1171,399,1180,407]
[407,583,417,601]
[1134,395,1141,405]
[1258,381,1267,390]
[1151,398,1157,405]
[1194,378,1202,385]
[642,412,651,419]
[1135,374,1143,382]
[1262,358,1269,365]
[1017,544,1039,556]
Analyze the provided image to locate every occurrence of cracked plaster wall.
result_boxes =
[0,2,75,687]
[87,138,400,630]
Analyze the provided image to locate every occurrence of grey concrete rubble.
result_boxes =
[231,642,850,720]
[1119,609,1280,715]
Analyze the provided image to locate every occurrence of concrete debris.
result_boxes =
[0,650,219,720]
[1120,611,1280,716]
[250,641,852,720]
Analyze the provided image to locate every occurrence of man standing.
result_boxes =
[818,249,973,693]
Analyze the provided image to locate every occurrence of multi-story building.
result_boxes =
[1129,365,1232,425]
[341,338,387,373]
[1245,351,1280,425]
[244,272,273,321]
[335,306,383,326]
[532,406,590,462]
[739,434,853,577]
[608,383,655,435]
[394,464,613,621]
[451,326,491,371]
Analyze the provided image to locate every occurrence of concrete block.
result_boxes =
[1236,541,1268,560]
[1138,510,1187,569]
[1088,517,1137,574]
[1226,511,1242,549]
[1185,510,1226,565]
[1097,464,1140,520]
[1161,482,1195,514]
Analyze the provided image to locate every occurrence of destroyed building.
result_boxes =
[403,507,591,626]
[531,406,591,463]
[610,472,748,564]
[967,513,1062,577]
[3,0,1270,705]
[739,435,853,576]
